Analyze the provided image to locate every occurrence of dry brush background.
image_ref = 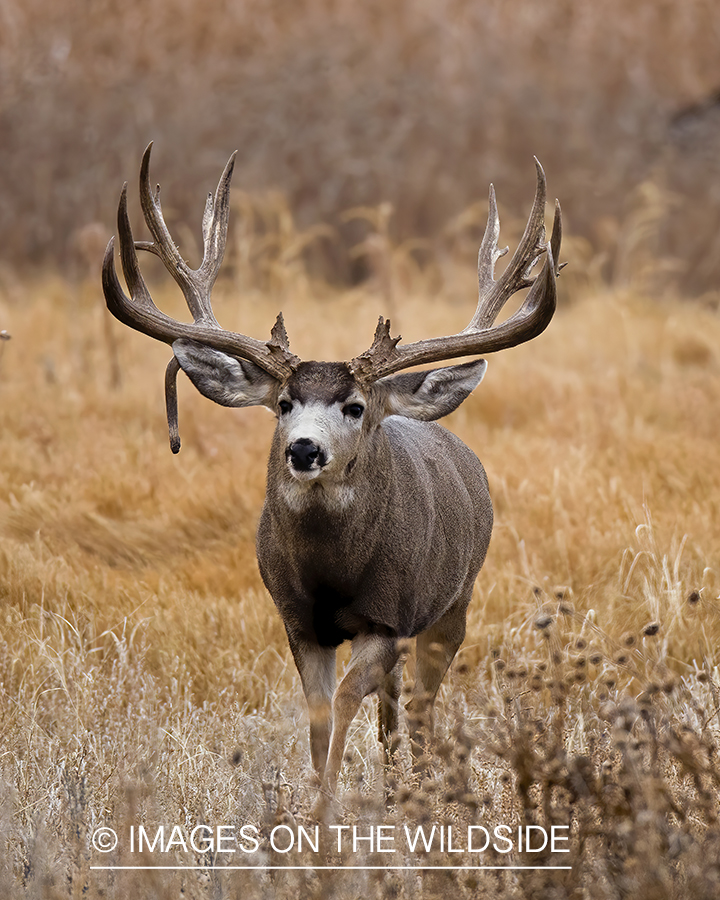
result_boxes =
[2,0,720,293]
[2,1,720,898]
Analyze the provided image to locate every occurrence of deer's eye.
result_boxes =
[279,400,293,415]
[343,403,364,420]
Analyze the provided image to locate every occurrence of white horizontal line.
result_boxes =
[91,865,572,871]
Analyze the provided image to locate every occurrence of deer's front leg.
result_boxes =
[286,633,336,779]
[325,633,399,795]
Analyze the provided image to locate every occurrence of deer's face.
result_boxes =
[276,363,371,485]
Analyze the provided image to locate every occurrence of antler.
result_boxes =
[349,159,562,382]
[102,143,299,451]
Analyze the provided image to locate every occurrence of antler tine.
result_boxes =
[484,199,561,346]
[349,161,562,382]
[136,142,228,325]
[474,184,507,313]
[199,150,237,287]
[103,207,190,455]
[468,157,547,332]
[102,184,173,337]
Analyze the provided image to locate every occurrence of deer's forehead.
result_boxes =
[285,362,362,405]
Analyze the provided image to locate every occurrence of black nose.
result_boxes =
[287,439,324,471]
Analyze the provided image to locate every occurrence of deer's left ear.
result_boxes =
[377,358,487,421]
[173,339,279,409]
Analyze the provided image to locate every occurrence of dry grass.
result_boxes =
[2,215,720,895]
[2,0,720,291]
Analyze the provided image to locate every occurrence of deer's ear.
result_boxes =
[173,339,279,409]
[377,359,487,421]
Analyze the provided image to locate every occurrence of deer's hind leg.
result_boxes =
[407,594,470,770]
[379,656,405,766]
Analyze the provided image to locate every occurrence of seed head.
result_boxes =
[396,787,414,804]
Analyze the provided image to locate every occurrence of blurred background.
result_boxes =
[1,0,720,295]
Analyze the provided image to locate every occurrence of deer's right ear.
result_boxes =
[173,339,278,409]
[377,358,488,421]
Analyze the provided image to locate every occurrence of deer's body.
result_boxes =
[258,408,492,646]
[102,145,561,797]
[258,405,492,783]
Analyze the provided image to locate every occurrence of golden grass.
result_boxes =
[2,246,720,896]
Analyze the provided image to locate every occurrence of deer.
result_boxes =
[102,144,562,798]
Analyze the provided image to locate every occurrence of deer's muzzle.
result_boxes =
[287,439,326,473]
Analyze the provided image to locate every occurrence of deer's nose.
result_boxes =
[287,439,325,471]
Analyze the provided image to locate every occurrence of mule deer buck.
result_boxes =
[102,145,562,796]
